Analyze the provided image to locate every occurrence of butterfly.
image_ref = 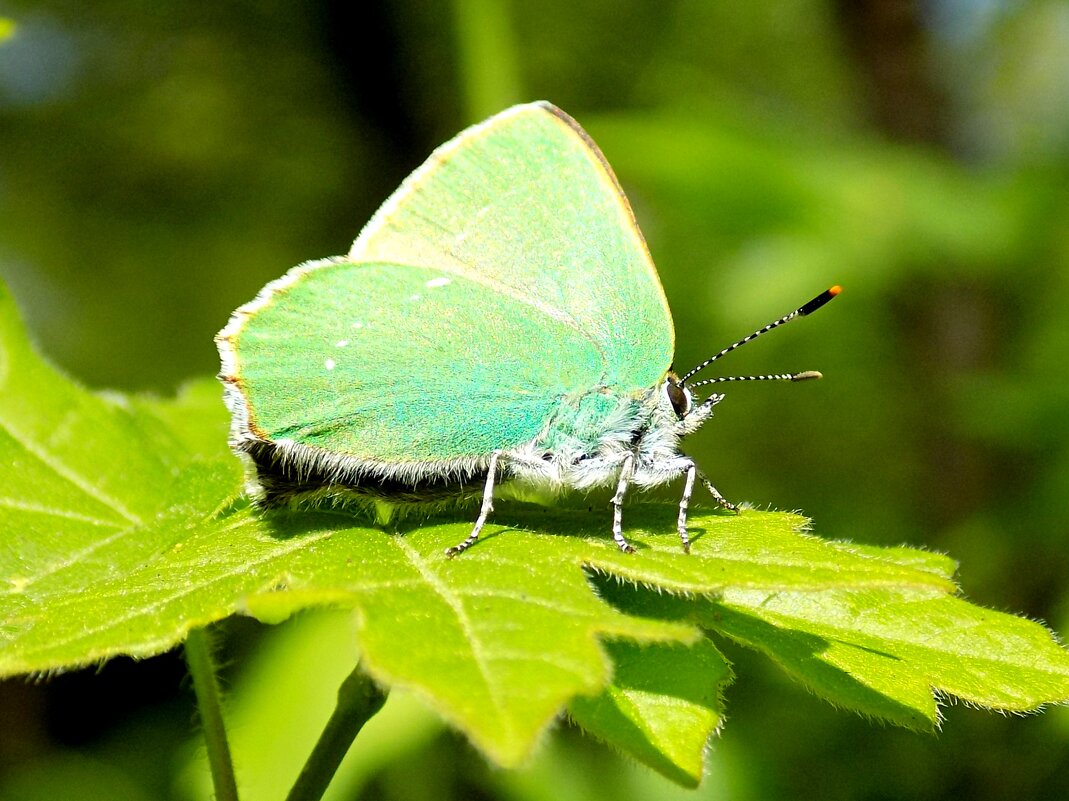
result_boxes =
[216,102,838,556]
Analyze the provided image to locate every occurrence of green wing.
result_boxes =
[226,103,674,463]
[232,260,605,462]
[350,102,674,390]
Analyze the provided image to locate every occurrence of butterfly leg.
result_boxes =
[611,453,637,554]
[699,471,738,513]
[445,451,502,558]
[677,462,698,554]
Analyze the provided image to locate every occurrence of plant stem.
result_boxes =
[452,0,522,124]
[185,626,240,801]
[285,663,388,801]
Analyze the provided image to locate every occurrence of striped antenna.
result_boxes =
[679,286,841,385]
[689,370,822,388]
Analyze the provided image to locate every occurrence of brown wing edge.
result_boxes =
[533,101,675,354]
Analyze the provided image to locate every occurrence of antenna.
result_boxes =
[679,286,841,385]
[689,370,822,388]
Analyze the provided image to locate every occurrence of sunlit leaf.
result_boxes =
[3,280,1068,779]
[568,638,731,787]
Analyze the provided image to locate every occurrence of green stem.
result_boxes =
[185,626,240,801]
[285,664,388,801]
[452,0,523,124]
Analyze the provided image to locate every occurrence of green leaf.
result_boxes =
[0,280,243,660]
[3,279,1069,778]
[594,543,1069,730]
[567,638,731,787]
[714,587,1069,715]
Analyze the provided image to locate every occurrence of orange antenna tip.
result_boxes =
[798,286,841,317]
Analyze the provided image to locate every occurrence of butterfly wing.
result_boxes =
[350,102,674,392]
[222,102,674,464]
[226,258,604,462]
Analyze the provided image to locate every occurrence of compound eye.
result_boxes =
[666,379,690,418]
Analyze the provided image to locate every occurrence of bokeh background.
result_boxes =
[2,1,1068,799]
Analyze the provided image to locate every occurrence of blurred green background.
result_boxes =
[2,0,1068,799]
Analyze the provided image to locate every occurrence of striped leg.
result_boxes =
[677,462,697,553]
[445,451,501,558]
[700,472,738,513]
[611,453,637,553]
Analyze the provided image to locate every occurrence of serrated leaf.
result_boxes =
[708,598,940,728]
[568,638,731,787]
[578,510,956,596]
[823,540,958,580]
[714,587,1069,714]
[4,279,1069,776]
[593,555,1069,730]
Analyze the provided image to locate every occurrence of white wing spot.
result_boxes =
[336,339,349,348]
[426,276,451,288]
[324,358,336,371]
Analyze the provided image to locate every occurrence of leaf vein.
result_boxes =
[24,525,340,652]
[0,521,141,595]
[458,586,591,617]
[0,415,143,525]
[0,497,123,528]
[396,539,509,727]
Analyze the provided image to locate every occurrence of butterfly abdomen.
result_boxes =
[240,438,492,508]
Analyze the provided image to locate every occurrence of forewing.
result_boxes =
[349,102,674,391]
[228,260,604,462]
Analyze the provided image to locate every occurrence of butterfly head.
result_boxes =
[662,373,722,437]
[664,286,841,437]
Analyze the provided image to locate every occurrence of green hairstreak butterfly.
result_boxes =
[216,102,839,556]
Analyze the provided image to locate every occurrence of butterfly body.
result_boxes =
[233,361,708,510]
